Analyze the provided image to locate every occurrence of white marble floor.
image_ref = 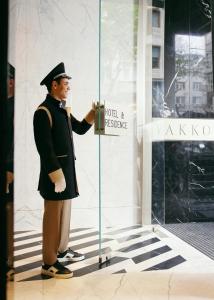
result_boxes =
[8,272,214,300]
[7,225,214,299]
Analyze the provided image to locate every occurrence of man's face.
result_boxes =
[52,78,70,100]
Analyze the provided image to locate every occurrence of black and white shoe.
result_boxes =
[57,248,85,262]
[41,260,73,279]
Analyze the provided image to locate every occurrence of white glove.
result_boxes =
[54,178,66,193]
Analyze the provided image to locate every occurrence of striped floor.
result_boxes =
[13,225,193,282]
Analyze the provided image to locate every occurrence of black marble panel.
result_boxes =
[166,141,214,222]
[152,142,165,223]
[132,245,171,264]
[118,238,160,253]
[152,141,214,223]
[143,255,186,271]
[113,269,127,274]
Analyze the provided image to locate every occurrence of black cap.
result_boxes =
[40,62,71,86]
[8,63,15,79]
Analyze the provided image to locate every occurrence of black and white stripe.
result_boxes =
[14,226,186,282]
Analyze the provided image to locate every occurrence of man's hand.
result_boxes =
[48,168,66,193]
[85,102,96,125]
[54,177,66,193]
[92,101,96,111]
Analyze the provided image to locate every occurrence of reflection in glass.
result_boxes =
[152,0,213,119]
[175,33,213,118]
[152,46,161,68]
[152,0,166,117]
[152,9,160,28]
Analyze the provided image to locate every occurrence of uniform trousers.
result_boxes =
[43,199,71,265]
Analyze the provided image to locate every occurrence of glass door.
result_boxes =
[98,0,142,264]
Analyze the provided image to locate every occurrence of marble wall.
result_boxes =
[152,141,214,223]
[9,0,141,230]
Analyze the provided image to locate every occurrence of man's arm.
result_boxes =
[33,109,65,185]
[70,104,95,135]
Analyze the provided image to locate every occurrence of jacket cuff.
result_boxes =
[48,168,64,183]
[85,109,95,125]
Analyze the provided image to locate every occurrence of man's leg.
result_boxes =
[43,200,63,265]
[41,200,73,279]
[57,199,85,262]
[58,199,71,253]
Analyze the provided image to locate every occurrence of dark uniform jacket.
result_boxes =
[33,94,91,200]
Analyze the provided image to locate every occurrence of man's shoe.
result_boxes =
[41,260,73,279]
[57,248,85,262]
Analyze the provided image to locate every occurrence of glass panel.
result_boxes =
[153,0,214,224]
[98,0,141,263]
[152,0,166,224]
[160,0,213,119]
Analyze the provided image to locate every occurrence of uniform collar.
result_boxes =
[46,94,66,108]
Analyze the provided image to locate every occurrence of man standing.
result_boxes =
[33,62,95,279]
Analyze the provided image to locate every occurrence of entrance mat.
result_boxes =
[162,222,214,260]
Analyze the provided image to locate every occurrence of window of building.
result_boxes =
[193,82,202,91]
[152,46,161,68]
[192,96,202,104]
[207,73,213,91]
[152,9,160,28]
[176,96,185,105]
[176,82,185,90]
